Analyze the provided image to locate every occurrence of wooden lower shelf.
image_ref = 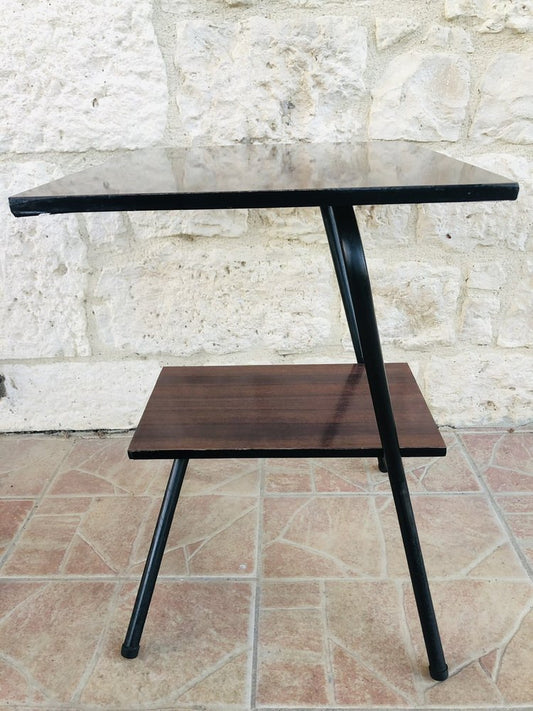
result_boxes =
[128,363,445,460]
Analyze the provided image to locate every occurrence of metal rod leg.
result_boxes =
[322,206,386,472]
[321,206,364,363]
[324,205,448,681]
[121,458,189,659]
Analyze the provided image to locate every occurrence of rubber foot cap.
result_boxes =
[429,664,449,681]
[121,644,139,659]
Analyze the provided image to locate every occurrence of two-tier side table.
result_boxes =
[9,142,519,681]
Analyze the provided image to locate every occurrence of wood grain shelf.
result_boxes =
[128,363,445,460]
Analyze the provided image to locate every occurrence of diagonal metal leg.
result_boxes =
[321,204,448,681]
[321,206,364,363]
[322,206,387,473]
[121,457,189,659]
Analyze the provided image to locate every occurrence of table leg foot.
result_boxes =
[430,663,449,681]
[121,644,140,659]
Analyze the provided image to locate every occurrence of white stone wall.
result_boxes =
[1,0,532,430]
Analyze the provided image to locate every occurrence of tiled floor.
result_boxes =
[0,427,532,710]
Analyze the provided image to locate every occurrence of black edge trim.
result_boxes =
[9,183,519,217]
[127,446,447,460]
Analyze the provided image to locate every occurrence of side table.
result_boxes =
[10,141,519,681]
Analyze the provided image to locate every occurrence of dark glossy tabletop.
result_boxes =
[9,142,518,216]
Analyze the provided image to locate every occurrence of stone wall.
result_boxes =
[0,0,531,430]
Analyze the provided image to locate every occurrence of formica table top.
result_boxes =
[9,141,518,216]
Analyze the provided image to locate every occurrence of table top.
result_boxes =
[9,141,518,216]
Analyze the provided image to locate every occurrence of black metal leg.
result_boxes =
[378,454,388,473]
[321,206,364,363]
[121,458,189,659]
[322,206,386,473]
[322,205,448,681]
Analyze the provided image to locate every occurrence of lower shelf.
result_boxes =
[128,363,446,460]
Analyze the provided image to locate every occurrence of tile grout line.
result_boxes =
[249,458,266,710]
[320,578,336,706]
[456,432,533,582]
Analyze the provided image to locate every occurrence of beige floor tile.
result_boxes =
[460,431,506,469]
[314,457,371,492]
[2,514,82,575]
[497,606,533,703]
[261,580,322,608]
[0,435,72,497]
[404,579,533,694]
[182,458,260,495]
[327,580,418,702]
[50,436,169,497]
[257,601,330,705]
[265,469,314,493]
[462,431,533,493]
[4,466,259,579]
[1,496,156,576]
[331,644,410,706]
[80,581,253,708]
[369,431,481,494]
[142,493,259,577]
[495,494,533,570]
[379,494,521,579]
[0,430,531,709]
[0,500,33,558]
[0,580,115,705]
[423,661,502,705]
[257,660,330,706]
[178,650,250,704]
[263,495,384,578]
[406,431,482,493]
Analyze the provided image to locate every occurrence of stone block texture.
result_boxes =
[1,2,532,429]
[174,17,368,143]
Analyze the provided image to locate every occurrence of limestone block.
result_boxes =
[174,17,367,143]
[369,53,470,141]
[160,0,189,10]
[92,240,334,356]
[459,292,500,345]
[375,18,419,50]
[355,205,412,247]
[471,52,533,144]
[423,24,474,52]
[0,0,167,152]
[255,208,324,243]
[84,213,129,246]
[417,201,529,251]
[425,351,533,426]
[497,260,533,347]
[129,210,249,240]
[162,0,251,9]
[0,162,90,358]
[417,153,532,251]
[444,0,487,17]
[0,361,161,431]
[467,262,506,290]
[445,0,533,33]
[369,260,461,348]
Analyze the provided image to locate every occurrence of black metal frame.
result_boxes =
[121,458,189,659]
[121,204,448,681]
[321,205,448,681]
